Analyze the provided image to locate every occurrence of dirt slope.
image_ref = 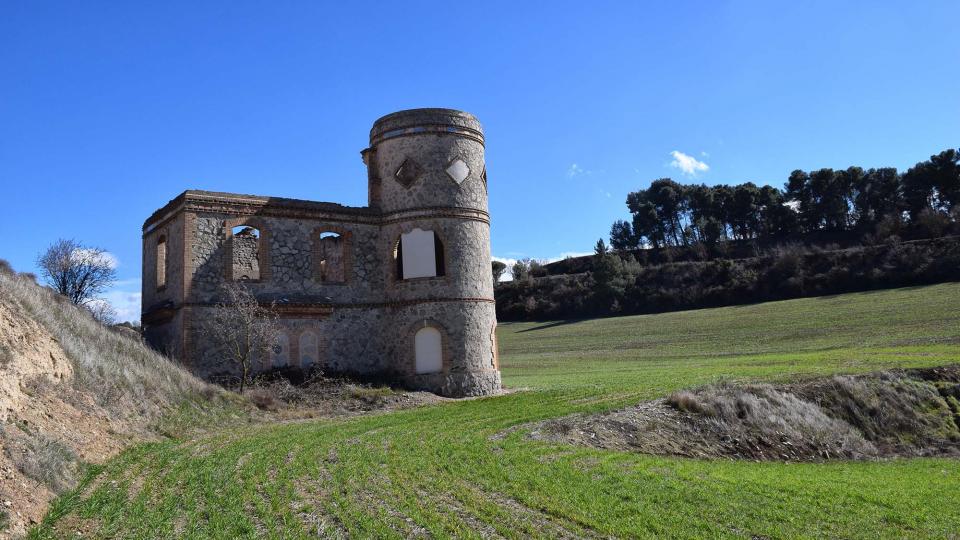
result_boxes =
[0,265,220,538]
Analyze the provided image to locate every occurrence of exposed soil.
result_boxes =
[0,294,156,538]
[529,365,960,462]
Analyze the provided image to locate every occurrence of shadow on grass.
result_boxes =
[516,320,583,333]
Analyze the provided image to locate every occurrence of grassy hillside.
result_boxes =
[33,284,960,539]
[0,264,235,537]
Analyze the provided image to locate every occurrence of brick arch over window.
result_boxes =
[224,217,271,282]
[392,228,447,280]
[312,226,352,284]
[156,234,167,290]
[407,319,451,375]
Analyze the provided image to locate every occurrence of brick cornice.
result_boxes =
[144,190,489,234]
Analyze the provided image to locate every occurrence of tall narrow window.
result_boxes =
[396,228,445,280]
[156,235,167,289]
[299,331,319,369]
[316,232,345,282]
[231,226,261,281]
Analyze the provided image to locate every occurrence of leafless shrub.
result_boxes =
[0,258,12,275]
[198,283,282,394]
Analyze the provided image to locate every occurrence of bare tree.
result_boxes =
[37,239,117,306]
[85,300,118,325]
[200,283,281,393]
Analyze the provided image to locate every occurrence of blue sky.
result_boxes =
[2,1,958,321]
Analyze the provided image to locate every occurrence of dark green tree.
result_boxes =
[609,220,636,251]
[491,260,507,285]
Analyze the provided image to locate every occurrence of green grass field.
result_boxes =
[33,284,960,539]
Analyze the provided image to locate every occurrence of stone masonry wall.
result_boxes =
[142,109,501,397]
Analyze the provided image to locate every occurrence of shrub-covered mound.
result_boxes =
[529,365,960,461]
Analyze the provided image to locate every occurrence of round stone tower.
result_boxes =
[364,108,501,396]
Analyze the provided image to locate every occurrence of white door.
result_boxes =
[414,327,442,374]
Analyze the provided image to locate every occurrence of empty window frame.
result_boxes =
[316,231,345,283]
[231,226,261,281]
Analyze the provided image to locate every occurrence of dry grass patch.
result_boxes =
[531,365,960,461]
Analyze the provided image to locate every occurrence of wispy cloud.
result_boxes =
[101,278,141,323]
[669,150,709,177]
[567,163,589,178]
[101,289,142,323]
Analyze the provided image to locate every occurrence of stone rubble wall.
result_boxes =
[142,109,501,397]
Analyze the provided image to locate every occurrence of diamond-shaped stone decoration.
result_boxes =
[445,158,470,185]
[394,158,422,188]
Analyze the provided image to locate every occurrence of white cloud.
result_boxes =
[492,256,518,281]
[567,163,587,177]
[669,150,709,177]
[101,289,142,323]
[72,248,119,269]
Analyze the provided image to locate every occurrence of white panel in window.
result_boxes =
[401,228,437,279]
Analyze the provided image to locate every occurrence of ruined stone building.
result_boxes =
[141,109,501,397]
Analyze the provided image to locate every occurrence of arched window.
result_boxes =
[269,333,290,368]
[316,231,345,282]
[156,235,167,290]
[395,228,445,280]
[231,226,261,281]
[414,326,443,374]
[299,331,319,369]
